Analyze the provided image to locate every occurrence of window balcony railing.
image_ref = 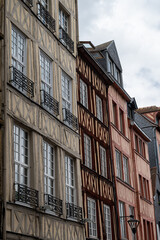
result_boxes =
[44,194,63,215]
[41,90,59,116]
[10,66,34,97]
[15,183,39,207]
[22,0,33,7]
[66,203,82,220]
[63,108,78,130]
[59,27,74,52]
[37,2,55,32]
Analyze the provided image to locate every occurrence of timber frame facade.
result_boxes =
[0,0,85,239]
[77,43,118,240]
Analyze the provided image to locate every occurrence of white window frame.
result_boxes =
[84,134,92,169]
[104,204,112,240]
[96,95,103,122]
[80,79,88,108]
[123,155,130,184]
[65,156,75,204]
[119,201,127,239]
[87,198,97,238]
[115,149,122,179]
[61,70,72,111]
[40,50,52,95]
[14,125,29,187]
[11,26,26,73]
[43,141,55,197]
[100,146,107,178]
[59,7,69,33]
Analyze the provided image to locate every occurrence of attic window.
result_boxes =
[92,52,104,59]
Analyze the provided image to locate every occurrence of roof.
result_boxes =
[137,106,160,114]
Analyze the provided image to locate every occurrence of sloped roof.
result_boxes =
[137,106,160,114]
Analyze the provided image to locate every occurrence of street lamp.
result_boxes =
[120,215,140,238]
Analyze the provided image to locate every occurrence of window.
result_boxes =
[115,149,130,184]
[80,79,88,108]
[14,125,29,186]
[59,7,69,33]
[87,198,97,238]
[39,0,48,9]
[65,156,75,204]
[61,70,72,111]
[96,95,103,121]
[123,155,130,184]
[100,146,107,178]
[119,201,127,239]
[135,134,146,158]
[40,51,52,94]
[119,109,124,134]
[104,204,112,240]
[129,206,136,240]
[139,139,143,155]
[135,135,138,152]
[112,101,117,126]
[139,175,150,201]
[11,26,26,73]
[84,134,92,169]
[109,58,114,75]
[43,141,55,197]
[115,149,122,179]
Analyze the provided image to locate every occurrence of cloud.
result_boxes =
[78,0,160,107]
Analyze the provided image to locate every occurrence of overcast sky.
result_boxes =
[78,0,160,108]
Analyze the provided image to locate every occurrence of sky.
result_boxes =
[78,0,160,108]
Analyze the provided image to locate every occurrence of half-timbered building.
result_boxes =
[0,0,85,239]
[77,42,118,240]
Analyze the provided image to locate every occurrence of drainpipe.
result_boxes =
[2,0,7,239]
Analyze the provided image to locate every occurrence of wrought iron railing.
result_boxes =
[22,0,33,7]
[41,90,59,116]
[15,183,39,207]
[44,194,63,215]
[59,27,74,52]
[66,203,82,220]
[10,66,34,97]
[37,2,55,32]
[63,108,78,130]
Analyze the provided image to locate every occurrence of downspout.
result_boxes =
[107,85,120,240]
[2,0,7,239]
[153,127,159,173]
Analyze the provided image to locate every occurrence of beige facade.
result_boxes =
[0,0,85,239]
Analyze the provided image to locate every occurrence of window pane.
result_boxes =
[119,201,126,238]
[40,51,51,94]
[115,150,122,179]
[80,79,88,108]
[87,198,97,237]
[84,134,92,168]
[100,146,107,178]
[65,156,75,204]
[104,204,112,240]
[123,155,130,184]
[61,71,72,111]
[96,95,103,122]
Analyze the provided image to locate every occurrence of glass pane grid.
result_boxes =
[65,156,74,204]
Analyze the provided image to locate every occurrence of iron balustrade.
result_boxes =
[22,0,33,7]
[15,183,39,207]
[44,194,63,215]
[59,27,74,52]
[37,2,55,32]
[41,90,59,116]
[63,108,78,130]
[10,66,34,97]
[66,203,82,220]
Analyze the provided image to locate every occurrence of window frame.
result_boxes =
[115,149,130,184]
[43,141,55,197]
[14,125,30,187]
[115,149,122,179]
[112,101,118,127]
[65,155,75,204]
[80,79,88,108]
[87,197,97,238]
[119,108,125,134]
[104,204,112,240]
[122,155,130,184]
[11,26,26,74]
[119,201,127,239]
[84,134,92,169]
[40,50,52,95]
[100,145,107,178]
[61,70,72,111]
[96,95,103,122]
[59,6,69,33]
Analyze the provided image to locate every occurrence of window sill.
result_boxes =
[134,150,150,164]
[111,123,130,142]
[140,196,152,204]
[116,177,135,191]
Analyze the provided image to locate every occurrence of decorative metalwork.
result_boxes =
[21,0,33,7]
[63,108,78,130]
[37,2,55,32]
[44,194,63,215]
[66,203,82,220]
[15,183,39,207]
[59,27,74,52]
[10,66,34,97]
[41,90,59,116]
